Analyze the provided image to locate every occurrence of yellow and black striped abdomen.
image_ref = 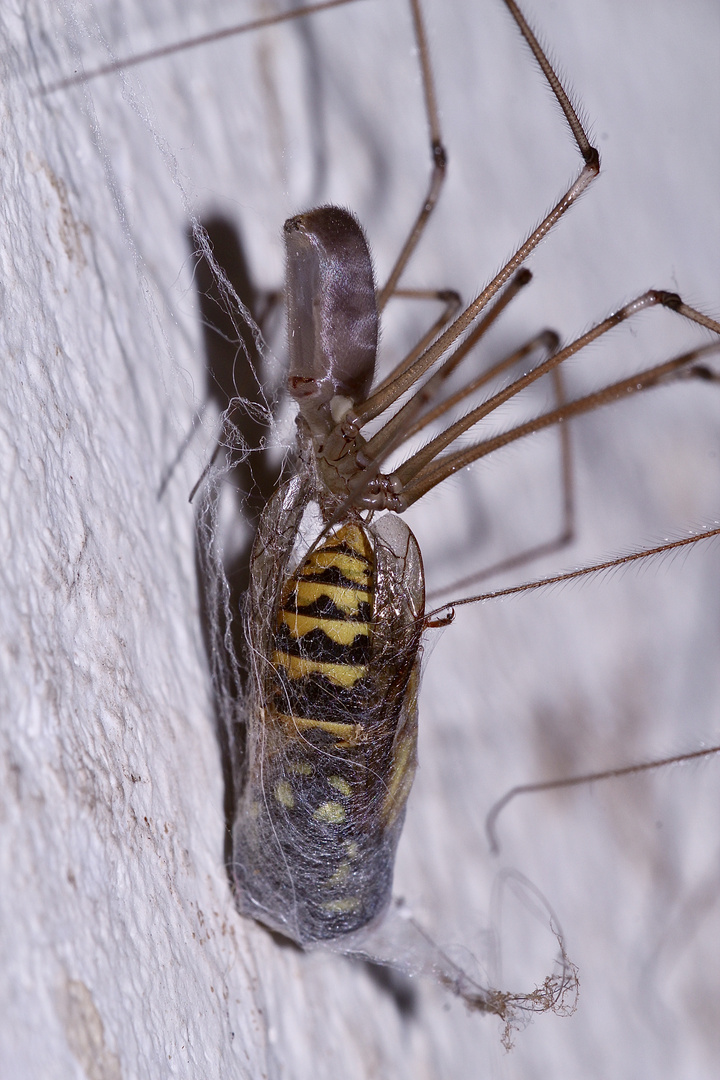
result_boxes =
[234,508,423,945]
[272,523,374,706]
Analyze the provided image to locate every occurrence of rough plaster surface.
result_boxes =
[2,1,719,1078]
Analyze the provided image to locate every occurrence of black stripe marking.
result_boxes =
[282,594,373,622]
[274,623,372,664]
[289,565,370,589]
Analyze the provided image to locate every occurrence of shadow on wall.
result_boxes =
[189,214,283,858]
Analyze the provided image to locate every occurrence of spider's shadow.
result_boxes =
[190,214,283,861]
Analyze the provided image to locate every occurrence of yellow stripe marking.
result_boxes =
[327,775,352,797]
[381,728,418,827]
[329,524,372,557]
[313,801,346,824]
[302,550,372,585]
[279,610,370,644]
[273,713,363,748]
[274,780,295,809]
[321,897,361,915]
[272,651,367,688]
[344,840,359,858]
[325,860,351,887]
[294,581,372,614]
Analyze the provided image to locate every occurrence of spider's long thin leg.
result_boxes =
[392,297,720,508]
[356,0,600,429]
[38,0,364,94]
[371,288,462,397]
[376,0,447,310]
[485,742,720,855]
[424,360,576,603]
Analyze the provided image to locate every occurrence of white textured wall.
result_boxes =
[1,1,719,1078]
